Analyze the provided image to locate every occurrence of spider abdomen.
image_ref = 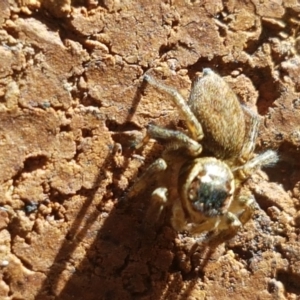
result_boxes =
[188,69,246,159]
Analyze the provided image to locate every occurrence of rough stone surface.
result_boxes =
[0,1,300,299]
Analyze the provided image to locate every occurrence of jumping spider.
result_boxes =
[130,68,278,241]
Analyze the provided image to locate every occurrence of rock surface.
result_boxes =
[0,1,300,299]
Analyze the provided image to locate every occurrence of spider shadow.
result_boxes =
[31,80,168,299]
[33,144,172,299]
[162,232,230,299]
[33,77,225,300]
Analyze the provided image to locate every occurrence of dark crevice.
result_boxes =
[217,25,227,38]
[23,155,48,173]
[170,19,179,28]
[227,245,254,260]
[73,144,84,163]
[276,269,300,294]
[23,201,39,214]
[1,272,11,296]
[48,188,73,204]
[276,142,300,168]
[263,160,294,192]
[252,189,279,211]
[105,119,141,132]
[243,29,270,56]
[81,128,93,138]
[60,124,72,132]
[244,8,300,57]
[187,56,240,77]
[249,67,282,115]
[158,42,177,57]
[80,94,102,107]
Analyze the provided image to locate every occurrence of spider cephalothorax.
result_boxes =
[179,157,234,218]
[129,68,278,240]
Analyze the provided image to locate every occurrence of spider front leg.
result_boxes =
[207,212,243,243]
[184,192,256,243]
[207,194,256,245]
[128,158,167,198]
[187,212,242,235]
[185,211,243,245]
[235,149,278,179]
[147,124,202,157]
[143,75,204,141]
[128,157,170,229]
[208,192,256,243]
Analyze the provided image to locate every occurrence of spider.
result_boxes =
[129,68,278,241]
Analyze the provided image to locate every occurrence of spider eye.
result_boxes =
[188,177,229,217]
[179,157,234,218]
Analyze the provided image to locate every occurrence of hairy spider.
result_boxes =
[129,68,278,241]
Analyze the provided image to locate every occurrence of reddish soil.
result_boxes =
[0,1,300,299]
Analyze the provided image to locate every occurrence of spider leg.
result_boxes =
[205,212,243,244]
[235,192,257,225]
[128,158,167,198]
[234,149,278,179]
[222,212,243,235]
[182,193,255,240]
[240,107,260,162]
[195,211,242,235]
[232,107,278,178]
[144,74,204,141]
[171,199,189,232]
[144,187,169,225]
[147,124,202,157]
[206,193,256,244]
[228,191,257,225]
[185,218,222,235]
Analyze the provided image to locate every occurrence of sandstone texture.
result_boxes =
[0,1,300,299]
